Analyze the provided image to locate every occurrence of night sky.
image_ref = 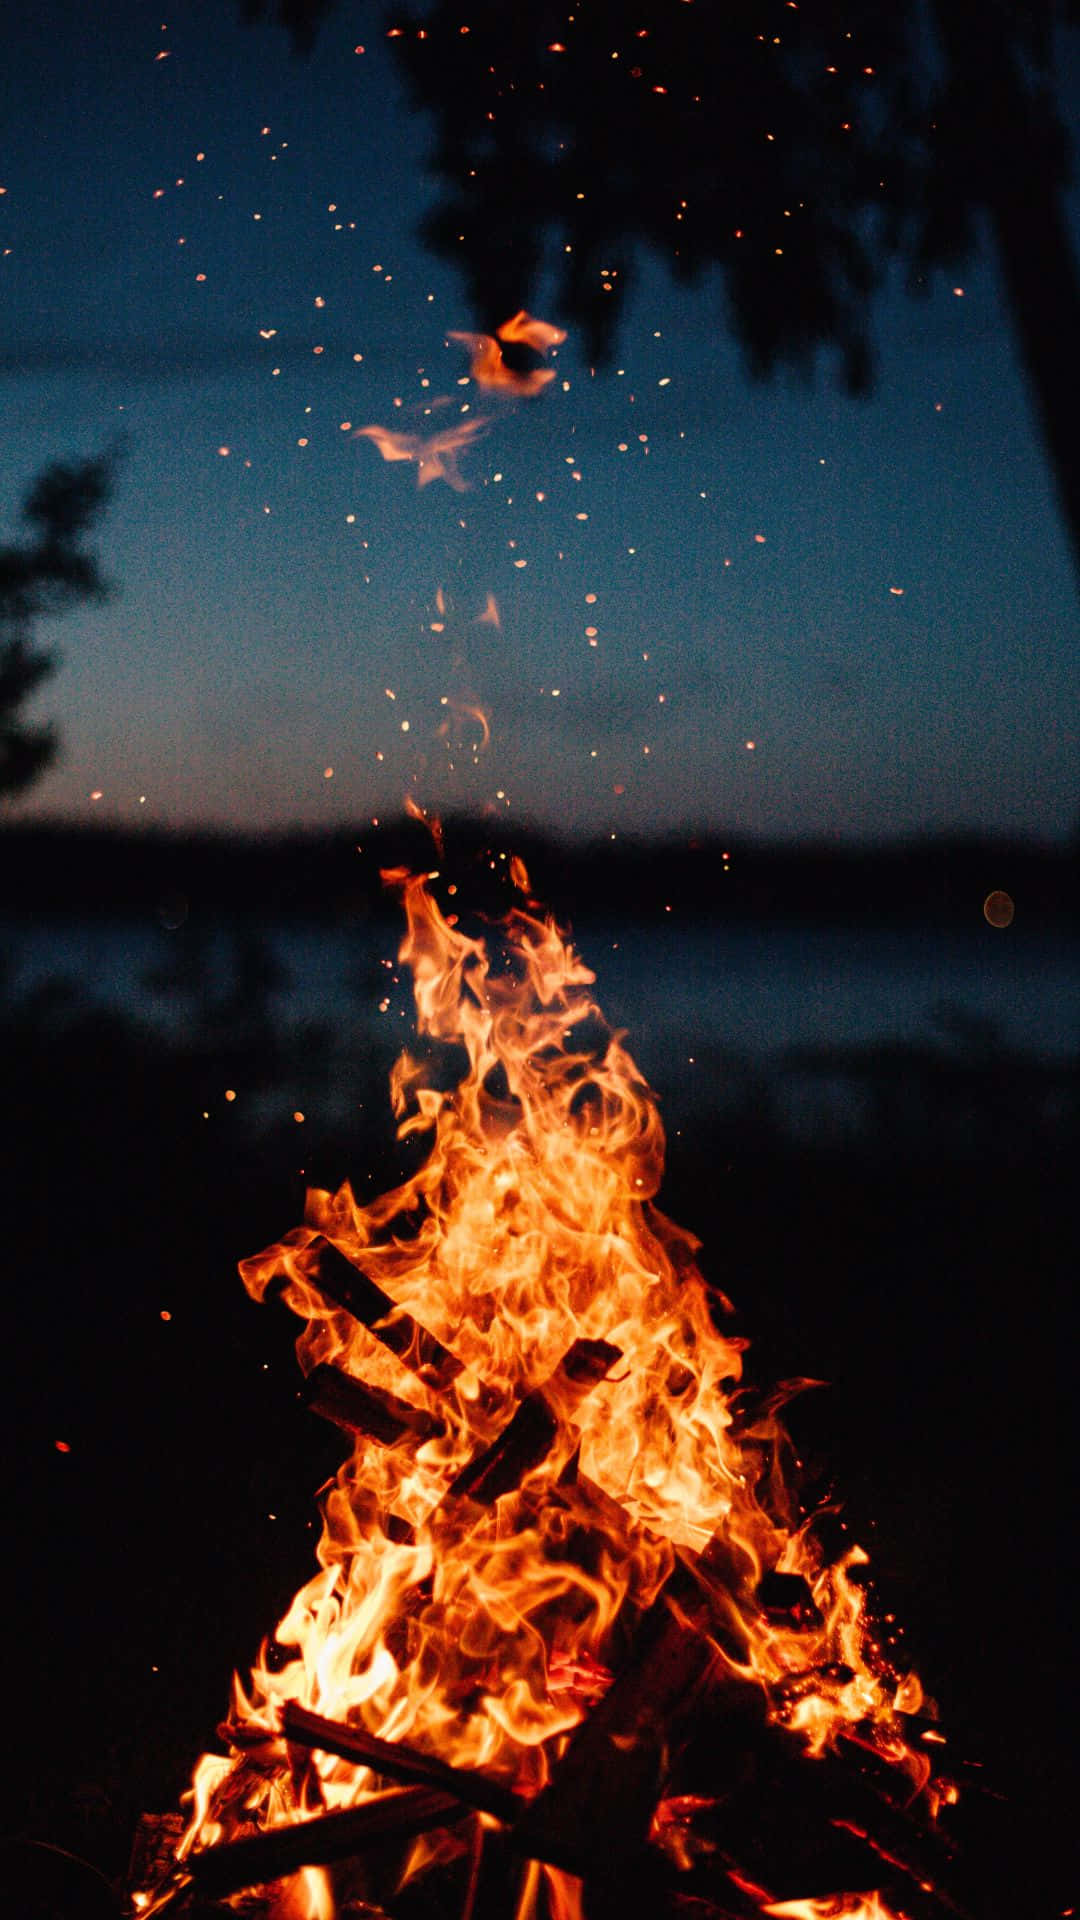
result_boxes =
[2,0,1078,842]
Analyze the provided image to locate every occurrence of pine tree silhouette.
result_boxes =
[0,453,116,797]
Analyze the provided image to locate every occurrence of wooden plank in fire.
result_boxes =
[288,1360,959,1913]
[277,1701,950,1920]
[303,1361,446,1448]
[157,1688,961,1918]
[298,1336,622,1548]
[277,1704,762,1920]
[447,1336,622,1507]
[143,1786,465,1910]
[364,1336,624,1546]
[282,1701,520,1825]
[278,1233,467,1388]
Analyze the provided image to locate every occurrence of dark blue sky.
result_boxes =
[3,0,1077,840]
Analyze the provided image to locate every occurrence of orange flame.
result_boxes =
[355,417,488,490]
[403,796,445,859]
[449,310,567,395]
[154,873,938,1915]
[763,1895,904,1920]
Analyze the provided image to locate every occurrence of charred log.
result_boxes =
[282,1701,520,1826]
[295,1235,464,1386]
[449,1338,621,1506]
[509,1595,726,1876]
[179,1787,465,1901]
[303,1362,445,1447]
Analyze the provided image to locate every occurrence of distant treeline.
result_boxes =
[0,817,1075,928]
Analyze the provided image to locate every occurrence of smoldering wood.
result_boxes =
[303,1362,446,1447]
[509,1595,725,1876]
[449,1338,621,1506]
[543,1847,772,1920]
[656,1704,965,1920]
[503,1523,961,1914]
[182,1786,466,1898]
[578,1848,958,1920]
[282,1702,520,1826]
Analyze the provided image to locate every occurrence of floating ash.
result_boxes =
[137,864,960,1920]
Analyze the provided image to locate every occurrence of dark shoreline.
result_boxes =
[1,816,1075,928]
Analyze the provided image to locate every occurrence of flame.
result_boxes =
[403,797,444,858]
[155,872,938,1914]
[763,1896,903,1920]
[449,310,567,395]
[355,417,488,490]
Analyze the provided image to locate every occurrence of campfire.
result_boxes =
[136,860,960,1920]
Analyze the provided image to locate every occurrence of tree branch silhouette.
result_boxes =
[0,453,117,797]
[242,0,1080,578]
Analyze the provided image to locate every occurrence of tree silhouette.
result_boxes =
[0,453,116,797]
[243,0,1080,576]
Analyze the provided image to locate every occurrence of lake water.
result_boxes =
[4,912,1075,1068]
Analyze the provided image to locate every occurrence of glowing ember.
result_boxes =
[142,868,946,1919]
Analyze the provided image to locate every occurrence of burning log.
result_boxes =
[363,1337,624,1547]
[448,1337,621,1506]
[282,1234,465,1387]
[645,1684,964,1918]
[174,1787,465,1903]
[282,1701,520,1824]
[303,1361,445,1447]
[274,1701,952,1920]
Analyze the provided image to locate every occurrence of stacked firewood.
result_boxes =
[137,1231,965,1920]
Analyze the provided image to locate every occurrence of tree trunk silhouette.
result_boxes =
[931,0,1080,578]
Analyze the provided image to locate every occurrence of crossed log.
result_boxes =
[143,1232,965,1918]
